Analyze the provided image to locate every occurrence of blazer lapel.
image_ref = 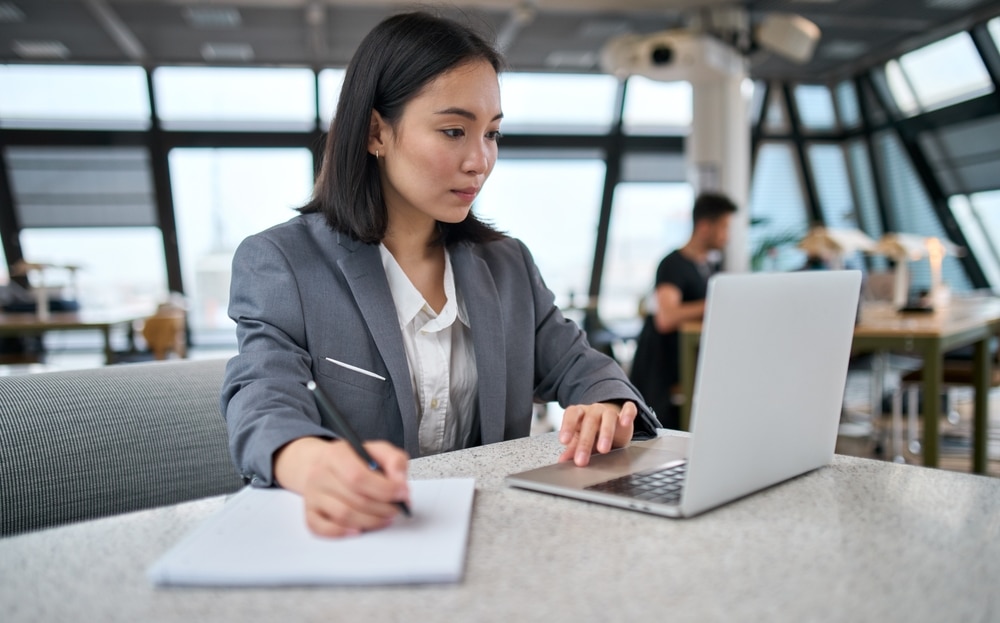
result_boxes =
[451,244,508,445]
[336,236,420,455]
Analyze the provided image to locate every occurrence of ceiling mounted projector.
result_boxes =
[599,29,745,82]
[599,12,821,81]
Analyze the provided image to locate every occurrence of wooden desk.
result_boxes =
[680,298,1000,473]
[2,433,998,622]
[0,308,151,365]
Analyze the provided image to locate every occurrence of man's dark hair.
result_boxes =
[692,192,738,225]
[300,11,506,246]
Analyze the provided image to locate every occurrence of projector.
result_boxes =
[600,29,745,82]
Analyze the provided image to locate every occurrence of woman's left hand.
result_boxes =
[557,401,637,466]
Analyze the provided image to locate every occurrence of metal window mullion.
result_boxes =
[782,83,822,226]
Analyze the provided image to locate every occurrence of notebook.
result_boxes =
[507,270,862,518]
[148,478,476,586]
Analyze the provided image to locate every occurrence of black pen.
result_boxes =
[306,380,411,517]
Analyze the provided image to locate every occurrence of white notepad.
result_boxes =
[148,478,476,587]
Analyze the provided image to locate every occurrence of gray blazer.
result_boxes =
[220,213,657,485]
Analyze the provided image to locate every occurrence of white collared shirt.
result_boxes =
[378,243,479,456]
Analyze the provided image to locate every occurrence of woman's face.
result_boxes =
[372,60,502,233]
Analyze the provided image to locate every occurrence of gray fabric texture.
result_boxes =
[0,358,243,537]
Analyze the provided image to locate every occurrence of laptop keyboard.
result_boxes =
[584,460,688,505]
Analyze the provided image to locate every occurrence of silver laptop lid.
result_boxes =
[680,270,861,516]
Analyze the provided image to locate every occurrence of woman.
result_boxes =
[221,11,658,537]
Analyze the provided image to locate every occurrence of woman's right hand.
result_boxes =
[273,437,410,537]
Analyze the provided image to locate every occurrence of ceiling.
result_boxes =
[1,0,999,82]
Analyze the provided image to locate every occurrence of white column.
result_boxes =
[686,68,752,272]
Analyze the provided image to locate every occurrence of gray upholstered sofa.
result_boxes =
[0,358,244,537]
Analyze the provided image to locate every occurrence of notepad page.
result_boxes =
[147,478,476,587]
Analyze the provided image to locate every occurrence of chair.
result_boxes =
[889,346,1000,463]
[141,310,187,360]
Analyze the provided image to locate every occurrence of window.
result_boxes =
[898,32,994,113]
[0,240,7,285]
[874,131,971,292]
[794,85,837,132]
[846,140,887,271]
[5,147,156,228]
[153,67,316,131]
[883,60,919,117]
[948,194,1000,290]
[474,156,606,306]
[0,65,150,130]
[318,68,346,129]
[917,115,1000,196]
[498,73,619,134]
[621,77,691,135]
[749,142,808,271]
[600,182,694,322]
[169,148,315,340]
[19,227,167,310]
[835,81,860,129]
[991,17,1000,51]
[762,84,789,133]
[807,144,857,230]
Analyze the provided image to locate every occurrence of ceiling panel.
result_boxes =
[0,0,997,82]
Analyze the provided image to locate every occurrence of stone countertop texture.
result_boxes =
[2,431,999,622]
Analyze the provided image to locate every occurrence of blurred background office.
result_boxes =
[1,2,1000,469]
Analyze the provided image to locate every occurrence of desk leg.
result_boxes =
[973,338,990,475]
[101,326,113,365]
[680,332,696,432]
[922,344,942,469]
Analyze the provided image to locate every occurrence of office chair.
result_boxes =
[888,344,1000,463]
[141,308,187,360]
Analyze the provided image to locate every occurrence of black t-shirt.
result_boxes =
[629,250,717,428]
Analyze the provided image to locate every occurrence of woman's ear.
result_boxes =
[367,110,386,157]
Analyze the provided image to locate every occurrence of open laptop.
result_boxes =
[507,270,862,518]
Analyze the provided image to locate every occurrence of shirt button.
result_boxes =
[431,398,439,409]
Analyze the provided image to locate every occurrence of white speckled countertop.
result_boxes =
[2,431,999,622]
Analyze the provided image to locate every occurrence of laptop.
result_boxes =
[507,270,862,518]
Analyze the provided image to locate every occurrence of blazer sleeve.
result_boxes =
[219,233,333,487]
[516,240,660,437]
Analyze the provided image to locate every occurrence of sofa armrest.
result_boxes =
[0,358,244,537]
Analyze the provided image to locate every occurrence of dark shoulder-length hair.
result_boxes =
[300,11,507,246]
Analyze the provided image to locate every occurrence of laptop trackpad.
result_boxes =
[511,435,689,489]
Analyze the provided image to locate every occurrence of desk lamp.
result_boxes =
[797,227,878,270]
[874,233,962,310]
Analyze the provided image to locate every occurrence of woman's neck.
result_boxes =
[382,223,447,313]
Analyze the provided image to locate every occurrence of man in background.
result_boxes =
[629,192,738,429]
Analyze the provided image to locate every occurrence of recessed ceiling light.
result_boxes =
[201,42,254,62]
[0,2,25,23]
[544,51,598,69]
[820,39,869,60]
[12,40,70,59]
[925,0,985,9]
[183,6,242,29]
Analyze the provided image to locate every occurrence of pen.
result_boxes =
[306,380,412,517]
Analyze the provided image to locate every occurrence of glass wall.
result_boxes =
[153,67,316,131]
[474,157,606,308]
[748,142,808,271]
[885,32,995,116]
[0,64,151,130]
[3,14,1000,359]
[600,182,693,322]
[19,227,167,309]
[169,148,314,338]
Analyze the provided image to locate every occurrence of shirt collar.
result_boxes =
[379,243,469,330]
